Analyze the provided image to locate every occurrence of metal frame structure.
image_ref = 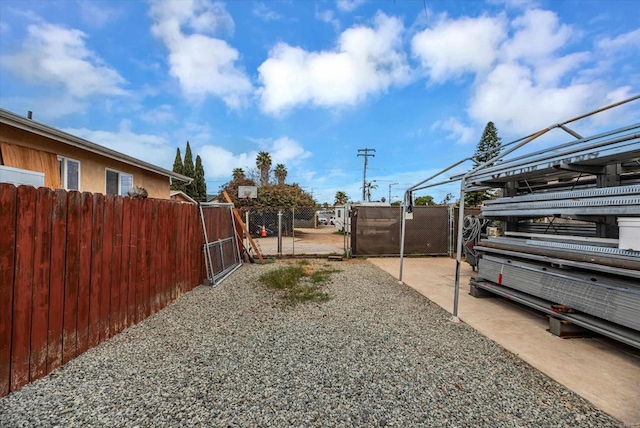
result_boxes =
[398,95,640,327]
[199,202,243,286]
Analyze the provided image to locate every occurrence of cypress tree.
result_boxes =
[465,122,502,206]
[170,147,186,192]
[183,141,197,198]
[195,155,207,201]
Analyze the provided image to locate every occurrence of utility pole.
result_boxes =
[357,148,375,202]
[389,182,398,203]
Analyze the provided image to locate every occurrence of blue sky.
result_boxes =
[1,0,639,204]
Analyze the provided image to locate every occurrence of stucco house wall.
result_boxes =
[0,110,190,199]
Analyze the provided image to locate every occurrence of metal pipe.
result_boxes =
[399,193,408,282]
[277,210,282,257]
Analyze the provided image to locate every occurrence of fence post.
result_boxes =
[277,210,282,257]
[292,208,295,256]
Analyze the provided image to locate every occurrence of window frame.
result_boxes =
[105,168,134,196]
[57,156,81,191]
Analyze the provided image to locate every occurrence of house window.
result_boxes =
[58,157,80,190]
[337,210,341,218]
[106,169,133,196]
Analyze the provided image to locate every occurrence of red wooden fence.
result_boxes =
[0,184,205,397]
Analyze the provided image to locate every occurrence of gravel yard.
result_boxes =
[0,260,621,427]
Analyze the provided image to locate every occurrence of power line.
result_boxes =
[357,148,376,201]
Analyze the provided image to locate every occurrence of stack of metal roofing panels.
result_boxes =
[481,185,640,218]
[478,254,640,332]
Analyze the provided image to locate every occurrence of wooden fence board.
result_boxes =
[135,199,147,323]
[149,200,159,314]
[29,188,53,381]
[11,186,36,390]
[110,197,123,334]
[144,200,153,318]
[170,204,178,302]
[159,203,168,310]
[120,198,131,330]
[62,191,81,364]
[127,199,139,327]
[88,194,104,349]
[47,189,67,374]
[100,195,114,341]
[76,192,93,356]
[0,184,17,396]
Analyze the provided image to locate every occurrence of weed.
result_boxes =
[259,262,340,305]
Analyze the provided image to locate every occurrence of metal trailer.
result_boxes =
[398,95,640,348]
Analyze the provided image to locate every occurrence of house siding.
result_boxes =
[0,124,171,199]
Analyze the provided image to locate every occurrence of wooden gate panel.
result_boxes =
[11,186,37,390]
[0,184,17,396]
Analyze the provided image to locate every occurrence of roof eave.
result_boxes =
[0,108,193,183]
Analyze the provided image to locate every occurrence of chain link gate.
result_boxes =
[349,205,481,257]
[244,207,346,257]
[199,202,242,286]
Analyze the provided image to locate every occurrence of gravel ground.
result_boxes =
[0,260,622,427]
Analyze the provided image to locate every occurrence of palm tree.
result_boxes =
[334,191,348,205]
[232,168,245,181]
[365,181,378,202]
[274,163,287,186]
[256,151,272,186]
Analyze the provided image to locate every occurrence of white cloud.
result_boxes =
[596,28,640,52]
[336,0,366,12]
[141,104,175,124]
[469,62,596,132]
[149,0,252,108]
[1,22,126,98]
[78,0,122,28]
[316,9,340,32]
[252,2,282,21]
[432,117,476,144]
[271,137,312,164]
[64,121,175,168]
[502,9,574,64]
[411,14,507,82]
[257,13,411,115]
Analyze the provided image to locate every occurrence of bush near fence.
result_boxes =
[0,184,206,397]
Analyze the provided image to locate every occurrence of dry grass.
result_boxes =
[259,260,340,305]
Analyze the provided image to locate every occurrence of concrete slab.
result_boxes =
[369,257,640,427]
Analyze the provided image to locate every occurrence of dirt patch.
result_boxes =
[294,227,344,245]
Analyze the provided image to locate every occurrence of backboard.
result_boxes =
[238,185,258,199]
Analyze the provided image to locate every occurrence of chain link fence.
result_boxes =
[243,207,344,257]
[241,205,479,258]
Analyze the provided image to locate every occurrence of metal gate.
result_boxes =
[244,207,346,257]
[350,205,480,256]
[199,202,242,285]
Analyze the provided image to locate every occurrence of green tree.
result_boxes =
[194,155,207,201]
[256,151,272,186]
[274,163,287,186]
[183,141,197,198]
[390,201,401,206]
[334,191,349,205]
[170,148,186,192]
[414,195,435,206]
[232,168,245,181]
[440,193,455,205]
[466,122,502,207]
